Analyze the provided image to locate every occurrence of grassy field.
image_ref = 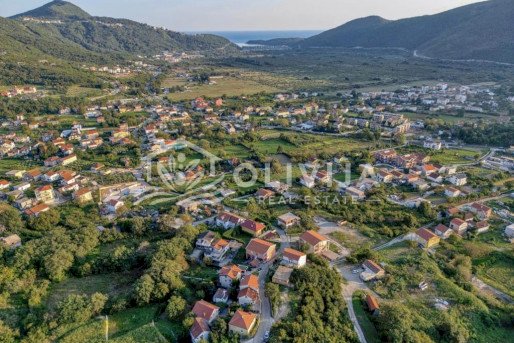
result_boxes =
[352,292,381,343]
[56,306,183,343]
[166,74,280,101]
[474,251,514,298]
[46,271,140,310]
[0,158,40,175]
[254,129,372,156]
[429,148,484,165]
[66,85,103,97]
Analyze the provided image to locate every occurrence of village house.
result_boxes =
[241,219,266,237]
[423,140,443,150]
[414,228,441,248]
[238,275,260,310]
[0,234,22,249]
[434,224,452,239]
[6,170,25,179]
[265,181,290,194]
[504,224,514,241]
[25,203,50,217]
[445,186,461,198]
[35,185,55,204]
[0,180,10,190]
[14,198,33,210]
[345,186,366,200]
[360,260,385,281]
[366,294,380,316]
[469,203,492,219]
[106,199,124,214]
[448,174,467,186]
[256,188,275,200]
[229,310,257,336]
[204,238,230,264]
[299,230,329,254]
[272,266,294,287]
[277,212,301,229]
[240,274,259,292]
[299,175,315,188]
[190,317,210,343]
[475,221,490,234]
[376,170,394,183]
[192,300,219,324]
[282,248,307,268]
[216,212,245,230]
[196,231,218,251]
[13,182,31,192]
[212,288,229,304]
[60,154,78,166]
[246,238,276,262]
[315,170,331,184]
[446,207,460,217]
[73,188,93,204]
[450,218,468,235]
[24,169,42,181]
[218,264,243,289]
[43,171,60,183]
[44,156,60,167]
[427,173,443,183]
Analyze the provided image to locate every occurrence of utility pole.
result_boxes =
[105,315,109,342]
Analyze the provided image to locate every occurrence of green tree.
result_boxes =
[166,295,186,320]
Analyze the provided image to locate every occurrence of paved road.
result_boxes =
[245,228,290,343]
[472,276,514,304]
[335,264,375,343]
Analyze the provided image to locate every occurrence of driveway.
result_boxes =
[244,228,290,343]
[335,264,374,343]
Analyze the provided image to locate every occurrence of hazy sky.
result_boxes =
[1,0,486,31]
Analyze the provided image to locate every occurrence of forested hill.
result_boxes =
[298,0,514,63]
[10,0,239,55]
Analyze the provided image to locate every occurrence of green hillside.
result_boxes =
[11,1,239,55]
[298,0,514,63]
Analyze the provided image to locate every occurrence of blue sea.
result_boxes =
[188,30,322,46]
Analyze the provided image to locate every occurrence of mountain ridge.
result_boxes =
[9,0,239,55]
[297,0,514,63]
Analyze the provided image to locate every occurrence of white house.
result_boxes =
[448,174,467,186]
[216,212,245,230]
[445,187,461,198]
[282,248,307,268]
[299,175,315,188]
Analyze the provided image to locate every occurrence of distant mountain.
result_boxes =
[10,0,238,55]
[298,0,514,63]
[246,38,304,47]
[11,0,91,20]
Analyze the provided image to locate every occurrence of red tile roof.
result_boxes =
[238,287,260,303]
[219,264,242,280]
[416,228,437,241]
[434,224,450,234]
[366,294,379,311]
[246,238,275,255]
[300,230,328,246]
[190,317,210,340]
[283,248,306,262]
[229,310,256,330]
[241,219,265,234]
[363,260,384,274]
[240,274,259,291]
[192,300,219,321]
